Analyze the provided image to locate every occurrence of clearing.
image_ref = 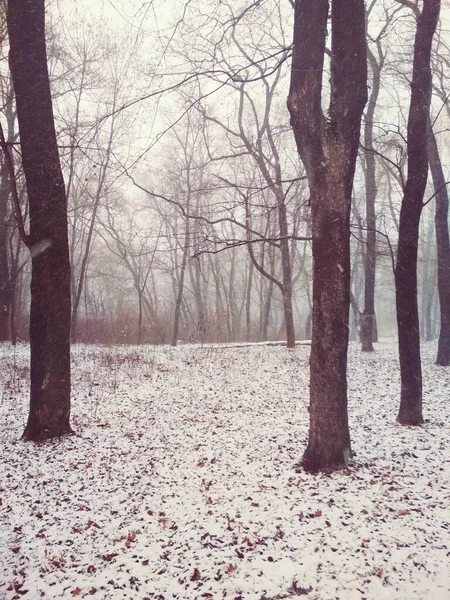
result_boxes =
[0,341,449,599]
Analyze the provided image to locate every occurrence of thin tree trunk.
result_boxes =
[396,0,440,425]
[171,219,189,346]
[8,0,72,440]
[0,165,11,342]
[427,117,450,365]
[0,85,15,343]
[361,47,382,352]
[246,259,254,341]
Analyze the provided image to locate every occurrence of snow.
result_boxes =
[0,340,449,599]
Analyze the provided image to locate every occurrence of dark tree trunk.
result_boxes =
[395,0,440,425]
[7,0,72,440]
[427,118,450,365]
[288,0,367,472]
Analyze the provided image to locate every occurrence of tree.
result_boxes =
[359,2,397,351]
[395,0,440,425]
[288,0,367,471]
[427,116,450,365]
[7,0,72,440]
[0,21,15,343]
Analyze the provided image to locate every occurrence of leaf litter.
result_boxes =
[0,340,449,599]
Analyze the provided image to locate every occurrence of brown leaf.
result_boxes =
[101,553,118,562]
[191,568,202,581]
[125,531,137,548]
[71,588,82,597]
[226,564,237,574]
[291,581,313,595]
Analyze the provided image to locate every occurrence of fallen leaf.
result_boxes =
[191,568,202,581]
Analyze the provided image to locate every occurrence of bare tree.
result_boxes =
[288,0,367,472]
[6,0,72,440]
[395,0,440,425]
[427,115,450,365]
[360,2,401,351]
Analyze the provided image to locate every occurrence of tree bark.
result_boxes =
[396,0,440,425]
[427,117,450,365]
[288,0,367,472]
[7,0,72,440]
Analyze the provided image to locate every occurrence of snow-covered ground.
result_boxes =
[0,340,449,600]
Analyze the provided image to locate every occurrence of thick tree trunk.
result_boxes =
[288,0,367,472]
[7,0,72,440]
[396,209,423,424]
[396,0,440,425]
[305,174,352,470]
[427,119,450,365]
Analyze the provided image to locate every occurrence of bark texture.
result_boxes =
[288,0,367,472]
[7,0,72,440]
[395,0,440,425]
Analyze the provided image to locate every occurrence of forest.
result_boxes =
[0,0,449,598]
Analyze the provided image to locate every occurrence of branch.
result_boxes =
[422,179,450,207]
[129,173,267,240]
[0,121,30,247]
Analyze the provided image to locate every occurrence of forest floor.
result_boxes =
[0,340,449,600]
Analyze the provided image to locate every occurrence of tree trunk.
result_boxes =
[396,0,440,425]
[288,0,367,472]
[7,0,72,440]
[0,165,11,342]
[427,118,450,365]
[361,47,382,352]
[171,220,189,346]
[245,259,254,341]
[0,85,15,344]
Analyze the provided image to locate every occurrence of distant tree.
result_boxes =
[360,2,396,352]
[395,0,440,425]
[427,116,450,365]
[288,0,367,471]
[7,0,72,440]
[0,15,14,343]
